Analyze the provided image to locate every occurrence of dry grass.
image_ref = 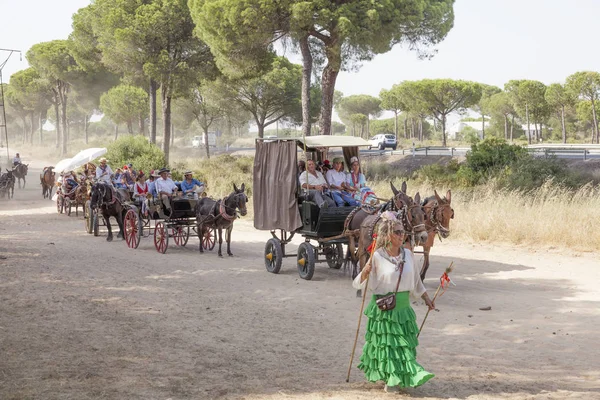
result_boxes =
[370,179,600,252]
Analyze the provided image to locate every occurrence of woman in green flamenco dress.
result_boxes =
[352,212,436,393]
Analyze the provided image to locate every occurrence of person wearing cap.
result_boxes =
[133,172,149,216]
[299,159,336,209]
[96,157,113,185]
[155,168,178,215]
[146,170,159,198]
[180,171,204,199]
[345,156,372,204]
[326,157,359,207]
[113,168,127,189]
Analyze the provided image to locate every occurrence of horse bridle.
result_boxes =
[426,200,452,236]
[217,192,247,221]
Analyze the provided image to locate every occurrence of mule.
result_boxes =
[12,163,28,189]
[0,169,15,199]
[40,167,55,199]
[419,190,454,281]
[90,182,126,242]
[195,183,248,257]
[354,182,427,276]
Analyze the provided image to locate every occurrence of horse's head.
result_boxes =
[90,183,109,209]
[424,190,454,239]
[390,181,428,245]
[230,183,248,216]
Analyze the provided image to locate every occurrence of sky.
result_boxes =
[2,0,600,114]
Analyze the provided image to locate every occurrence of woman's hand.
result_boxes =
[422,294,435,310]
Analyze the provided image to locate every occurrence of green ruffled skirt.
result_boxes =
[358,291,434,387]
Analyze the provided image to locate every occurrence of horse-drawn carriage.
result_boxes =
[254,136,373,280]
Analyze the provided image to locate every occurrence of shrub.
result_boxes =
[105,135,166,174]
[465,137,527,174]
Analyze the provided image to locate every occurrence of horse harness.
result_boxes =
[425,200,452,237]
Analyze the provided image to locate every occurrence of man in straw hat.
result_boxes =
[155,168,178,215]
[95,157,113,185]
[326,157,359,207]
[180,170,204,199]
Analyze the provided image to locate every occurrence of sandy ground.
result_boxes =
[1,167,599,400]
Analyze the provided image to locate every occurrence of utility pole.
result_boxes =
[0,48,22,164]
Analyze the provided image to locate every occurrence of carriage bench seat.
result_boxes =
[299,201,355,238]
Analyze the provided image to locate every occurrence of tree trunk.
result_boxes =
[591,98,599,144]
[114,124,119,140]
[318,40,341,135]
[149,79,158,144]
[526,103,531,145]
[54,101,60,149]
[21,117,27,144]
[504,114,508,140]
[419,118,423,142]
[481,114,485,140]
[539,123,543,141]
[403,116,408,139]
[299,34,312,138]
[171,123,175,147]
[84,114,89,144]
[39,113,43,144]
[393,110,398,138]
[257,123,265,139]
[127,121,133,134]
[161,84,172,164]
[561,105,567,144]
[59,86,68,156]
[30,112,35,144]
[139,115,145,136]
[366,116,370,139]
[410,117,415,139]
[510,114,515,142]
[441,115,447,147]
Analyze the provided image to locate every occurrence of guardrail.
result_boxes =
[527,147,590,160]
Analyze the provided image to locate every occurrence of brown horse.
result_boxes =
[354,184,427,276]
[13,163,28,188]
[82,162,96,179]
[419,190,454,281]
[40,167,55,199]
[195,183,248,257]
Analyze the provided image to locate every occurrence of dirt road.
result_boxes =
[1,167,599,400]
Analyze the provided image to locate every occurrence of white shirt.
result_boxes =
[13,157,21,163]
[353,248,426,298]
[326,169,347,192]
[299,170,327,190]
[96,164,113,183]
[155,177,177,194]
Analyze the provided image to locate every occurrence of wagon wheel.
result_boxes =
[201,227,216,250]
[93,210,100,237]
[297,242,316,280]
[85,200,93,234]
[124,209,141,249]
[172,226,189,247]
[66,198,72,216]
[154,222,169,254]
[325,243,344,269]
[264,238,283,274]
[56,196,64,214]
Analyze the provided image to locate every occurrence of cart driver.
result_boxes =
[155,168,178,215]
[299,159,336,209]
[96,157,113,185]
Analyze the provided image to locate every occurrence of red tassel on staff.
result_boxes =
[366,233,378,253]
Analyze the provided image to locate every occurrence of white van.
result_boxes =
[192,133,217,148]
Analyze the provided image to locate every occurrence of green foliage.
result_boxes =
[500,156,583,190]
[100,85,148,132]
[105,135,166,174]
[182,154,254,198]
[465,137,527,174]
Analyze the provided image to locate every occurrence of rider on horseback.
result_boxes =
[13,153,21,167]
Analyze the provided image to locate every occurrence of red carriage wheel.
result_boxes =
[154,222,169,254]
[124,209,141,249]
[172,226,189,247]
[202,227,216,250]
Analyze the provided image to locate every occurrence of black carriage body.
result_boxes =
[298,201,355,238]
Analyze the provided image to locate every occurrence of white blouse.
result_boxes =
[352,248,426,299]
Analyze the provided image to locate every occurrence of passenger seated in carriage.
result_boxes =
[155,168,178,216]
[133,172,149,217]
[299,159,336,209]
[326,157,359,207]
[345,156,377,205]
[113,168,127,189]
[63,171,79,192]
[122,165,135,188]
[180,170,204,199]
[146,170,158,198]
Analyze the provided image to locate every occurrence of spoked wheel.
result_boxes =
[325,243,344,269]
[172,226,190,247]
[201,227,216,250]
[297,242,316,280]
[124,209,141,249]
[56,196,64,214]
[85,201,93,234]
[265,238,283,274]
[154,222,169,254]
